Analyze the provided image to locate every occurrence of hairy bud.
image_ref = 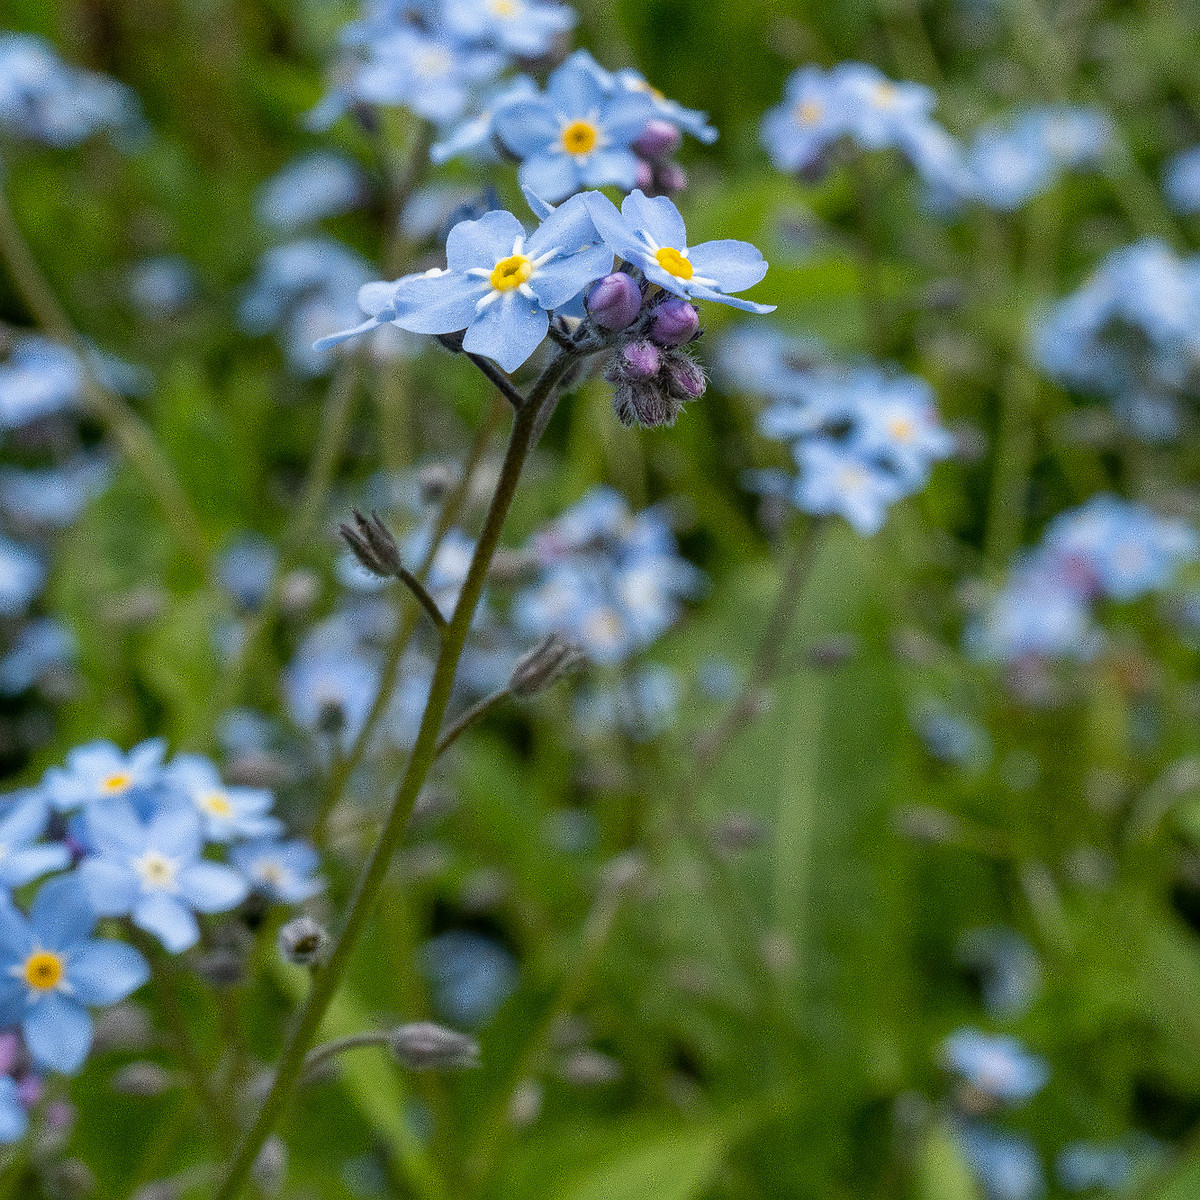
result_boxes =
[633,119,682,161]
[510,635,585,697]
[586,273,643,331]
[662,351,707,401]
[620,340,661,380]
[389,1022,481,1071]
[340,509,404,579]
[277,915,328,966]
[634,158,655,191]
[648,298,700,347]
[657,162,688,195]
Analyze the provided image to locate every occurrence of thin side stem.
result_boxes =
[396,565,447,631]
[466,353,527,410]
[433,687,512,759]
[301,1030,393,1082]
[212,352,572,1200]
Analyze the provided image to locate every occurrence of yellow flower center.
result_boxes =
[23,951,63,992]
[489,0,520,14]
[135,851,177,890]
[793,99,822,126]
[873,82,899,108]
[200,790,234,818]
[655,247,693,280]
[887,416,916,443]
[102,772,133,794]
[560,120,599,156]
[415,48,452,78]
[489,254,534,292]
[257,862,285,887]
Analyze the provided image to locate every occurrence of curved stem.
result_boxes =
[0,185,209,573]
[213,352,572,1200]
[433,687,512,759]
[301,1030,393,1082]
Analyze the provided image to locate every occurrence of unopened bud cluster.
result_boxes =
[633,119,688,197]
[585,275,707,429]
[339,509,403,579]
[277,915,328,966]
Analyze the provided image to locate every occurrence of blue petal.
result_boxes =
[179,861,249,913]
[580,148,641,190]
[68,939,150,1006]
[0,978,28,1026]
[620,190,688,251]
[30,874,94,950]
[517,154,580,206]
[147,805,202,860]
[687,239,769,293]
[83,799,144,857]
[76,857,138,917]
[0,791,49,845]
[583,192,645,263]
[493,99,560,158]
[312,315,383,352]
[0,901,32,962]
[0,1078,27,1144]
[522,188,557,220]
[602,93,657,142]
[445,210,525,274]
[463,297,549,372]
[390,273,489,335]
[685,283,776,313]
[24,993,93,1074]
[545,58,606,116]
[0,843,71,888]
[526,192,599,258]
[529,244,614,310]
[133,893,199,953]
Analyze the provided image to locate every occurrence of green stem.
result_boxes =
[212,352,572,1200]
[0,184,209,573]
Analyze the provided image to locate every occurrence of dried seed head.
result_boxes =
[510,635,585,697]
[277,915,328,966]
[339,509,404,579]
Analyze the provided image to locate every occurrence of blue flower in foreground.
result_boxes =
[493,51,656,203]
[793,440,903,535]
[942,1028,1049,1104]
[255,151,365,231]
[444,0,575,57]
[163,755,283,844]
[0,1077,25,1143]
[1165,146,1200,215]
[77,802,248,952]
[315,192,613,371]
[230,838,324,904]
[43,739,167,813]
[585,190,774,314]
[0,875,149,1074]
[0,792,70,889]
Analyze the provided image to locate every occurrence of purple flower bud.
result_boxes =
[586,273,642,331]
[633,119,682,161]
[657,162,688,195]
[649,298,700,347]
[634,158,654,191]
[663,352,706,400]
[611,380,679,429]
[621,340,661,381]
[19,1076,45,1110]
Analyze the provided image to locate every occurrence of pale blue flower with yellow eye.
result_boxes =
[0,874,149,1075]
[493,51,656,203]
[829,62,935,149]
[255,151,366,232]
[760,65,840,174]
[846,372,955,487]
[444,0,575,57]
[77,801,249,953]
[42,739,167,813]
[230,838,324,904]
[585,189,774,314]
[163,754,283,844]
[315,193,613,372]
[792,439,902,535]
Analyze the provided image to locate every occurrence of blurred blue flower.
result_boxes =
[218,534,278,611]
[0,618,74,695]
[431,75,538,164]
[585,189,774,314]
[0,337,82,429]
[255,151,366,231]
[0,1076,25,1144]
[230,838,324,904]
[959,1125,1046,1200]
[0,456,109,531]
[1165,145,1200,215]
[942,1029,1049,1103]
[78,801,249,952]
[0,791,70,889]
[956,927,1042,1019]
[163,754,283,844]
[316,193,613,371]
[910,700,992,770]
[492,50,656,201]
[128,256,197,319]
[420,929,517,1028]
[43,739,167,813]
[612,67,717,145]
[793,440,903,535]
[574,663,681,741]
[0,537,44,617]
[284,637,380,749]
[0,874,149,1074]
[444,0,575,57]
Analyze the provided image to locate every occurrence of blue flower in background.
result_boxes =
[316,193,613,371]
[0,619,74,695]
[42,739,167,813]
[942,1028,1049,1104]
[493,51,656,202]
[128,255,196,319]
[77,801,248,952]
[444,0,575,57]
[585,189,774,314]
[0,456,109,531]
[831,62,936,149]
[163,755,283,844]
[431,75,538,164]
[612,68,717,145]
[845,372,955,487]
[217,534,278,611]
[956,927,1042,1019]
[230,838,324,904]
[792,439,903,534]
[0,538,43,618]
[1165,145,1200,215]
[420,930,517,1028]
[0,875,149,1074]
[0,337,82,430]
[760,65,840,174]
[0,791,70,889]
[959,1125,1046,1200]
[284,637,380,748]
[1056,1137,1160,1192]
[256,152,365,232]
[0,1076,25,1144]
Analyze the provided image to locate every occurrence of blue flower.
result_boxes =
[77,802,248,952]
[128,256,196,320]
[430,75,538,164]
[1165,145,1200,215]
[493,51,656,203]
[0,1076,26,1144]
[0,619,74,696]
[0,337,82,429]
[0,874,149,1074]
[584,190,774,314]
[315,193,613,371]
[42,739,167,813]
[0,456,109,531]
[1056,1139,1157,1193]
[792,440,903,535]
[956,927,1041,1019]
[419,930,517,1028]
[163,754,283,844]
[255,151,366,231]
[941,1029,1049,1103]
[760,66,840,174]
[0,538,44,618]
[284,639,380,749]
[217,534,278,611]
[0,791,70,890]
[959,1125,1046,1200]
[230,838,324,904]
[444,0,576,57]
[845,372,955,487]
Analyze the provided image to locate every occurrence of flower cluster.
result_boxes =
[726,327,953,535]
[1034,239,1200,440]
[0,32,141,148]
[968,496,1198,664]
[514,486,701,665]
[0,737,322,1131]
[255,151,367,232]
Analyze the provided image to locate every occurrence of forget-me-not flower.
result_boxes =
[42,738,167,813]
[230,838,324,904]
[0,618,74,696]
[584,189,774,314]
[163,755,283,844]
[444,0,575,57]
[77,801,248,952]
[0,791,70,890]
[793,439,904,535]
[255,151,366,231]
[0,874,149,1074]
[942,1028,1050,1103]
[0,1076,25,1144]
[0,538,43,618]
[0,337,82,430]
[315,192,613,371]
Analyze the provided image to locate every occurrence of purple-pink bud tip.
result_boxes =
[633,119,682,161]
[586,273,643,331]
[621,340,661,381]
[649,298,700,347]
